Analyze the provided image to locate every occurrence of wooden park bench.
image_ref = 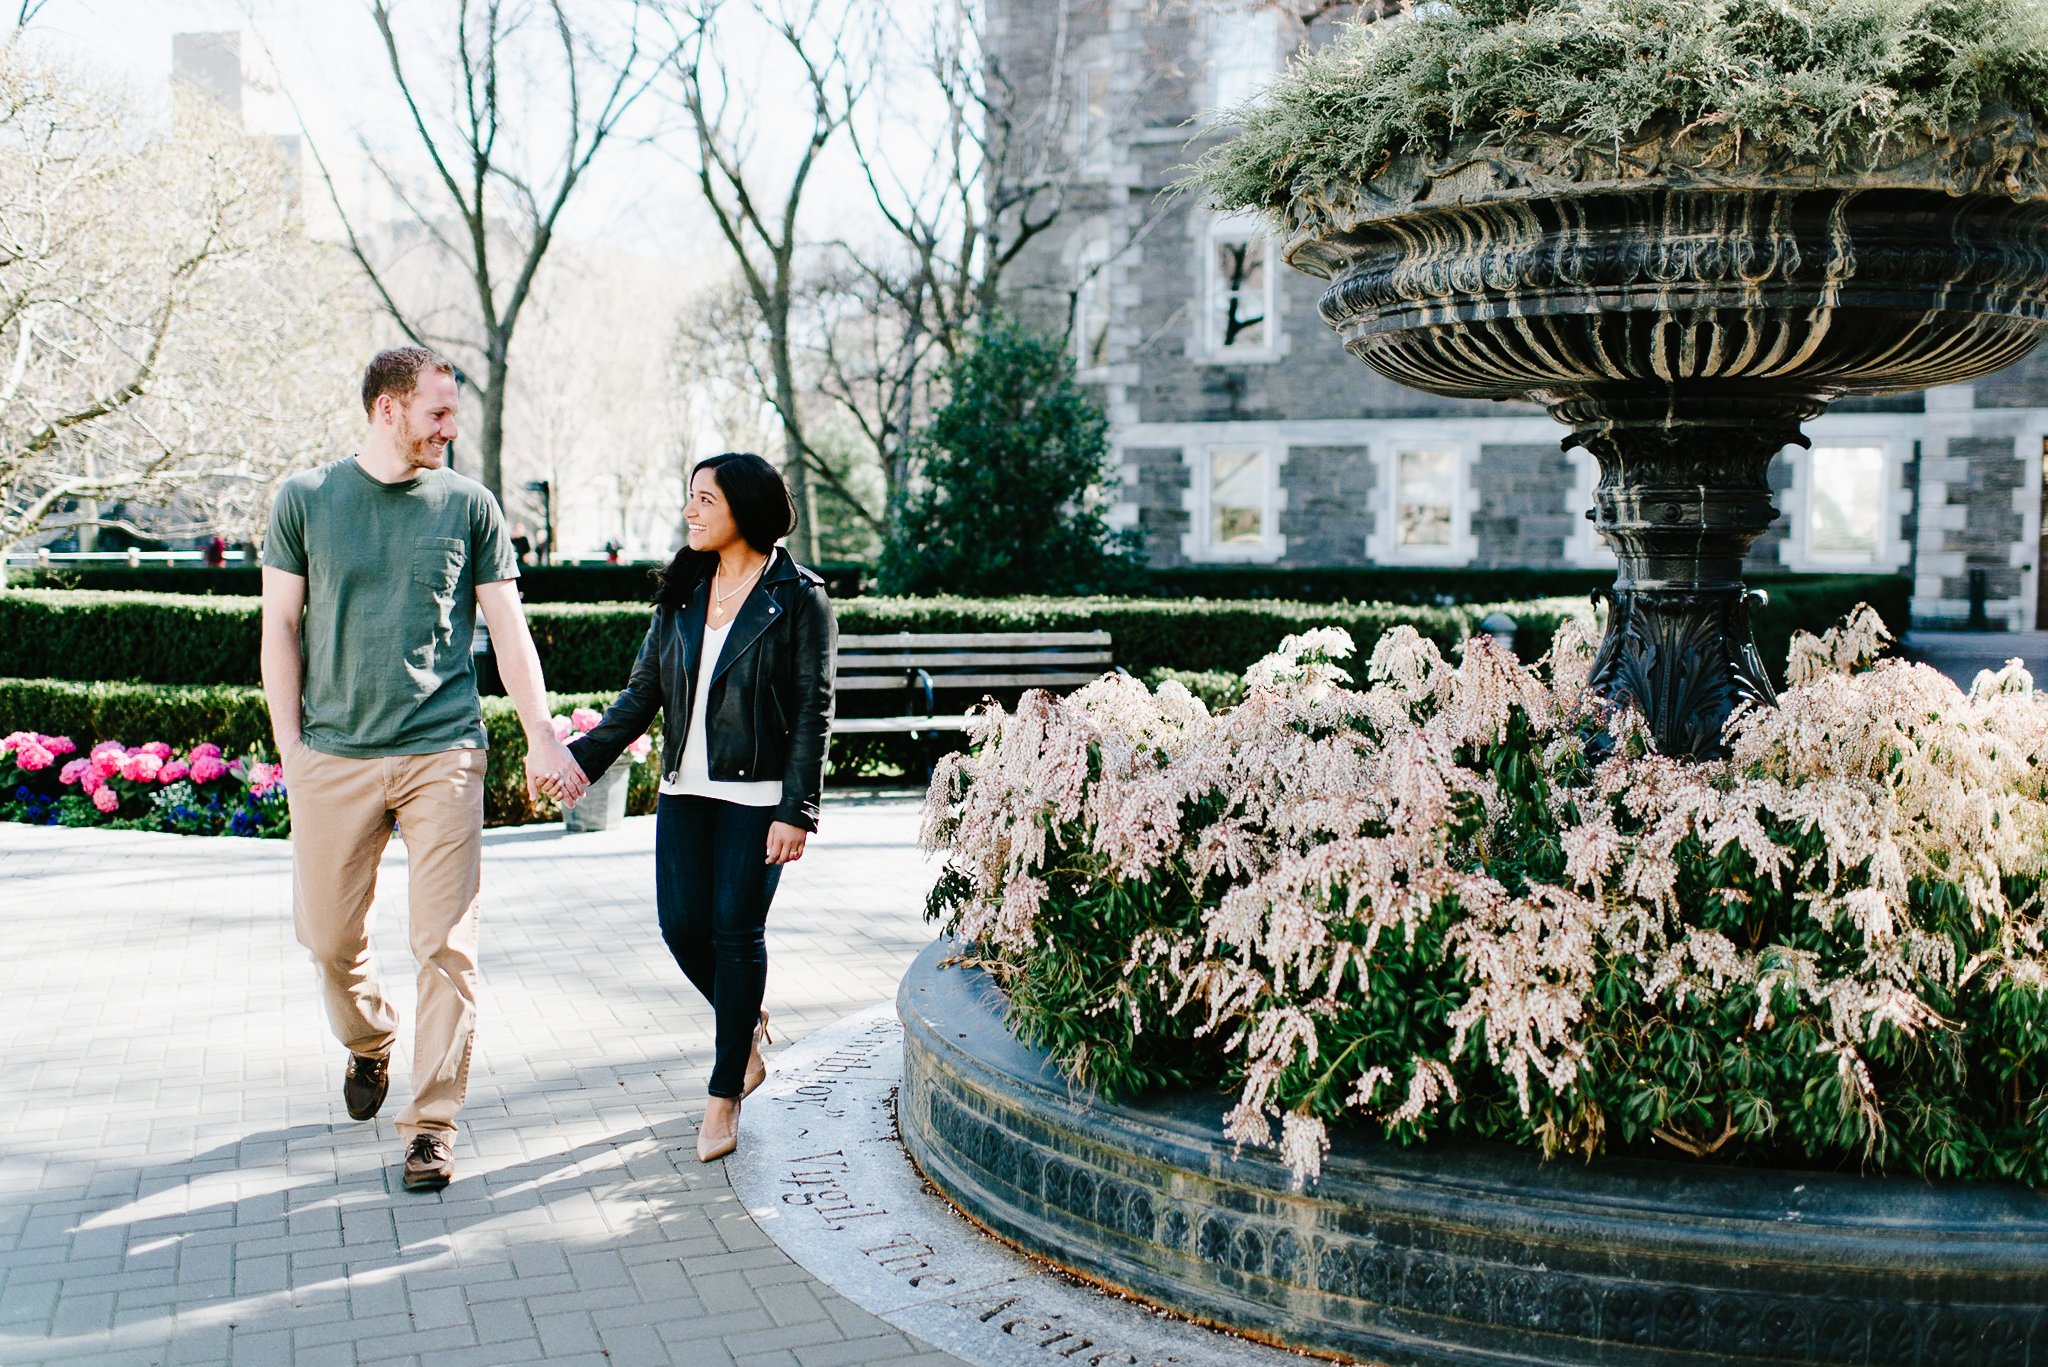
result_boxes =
[830,631,1115,736]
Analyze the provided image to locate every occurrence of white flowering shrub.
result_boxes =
[920,607,2048,1185]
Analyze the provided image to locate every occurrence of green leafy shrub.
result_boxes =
[1195,0,2048,215]
[923,606,2048,1185]
[0,677,659,827]
[880,322,1146,596]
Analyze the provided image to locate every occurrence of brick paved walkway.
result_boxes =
[0,795,966,1367]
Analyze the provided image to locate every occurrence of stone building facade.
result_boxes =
[990,0,2048,630]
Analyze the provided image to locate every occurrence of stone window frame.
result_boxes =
[1776,425,1914,576]
[1179,442,1289,563]
[1194,212,1281,364]
[1365,435,1480,567]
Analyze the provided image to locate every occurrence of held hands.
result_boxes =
[766,821,808,865]
[527,732,590,808]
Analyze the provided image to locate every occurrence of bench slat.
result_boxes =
[836,650,1113,671]
[832,715,974,733]
[836,671,1106,691]
[838,631,1110,649]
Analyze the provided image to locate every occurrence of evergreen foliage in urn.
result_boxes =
[1196,0,2048,219]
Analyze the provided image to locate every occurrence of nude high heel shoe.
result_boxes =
[697,1096,741,1162]
[742,1008,772,1097]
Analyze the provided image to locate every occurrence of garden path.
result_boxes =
[0,794,968,1367]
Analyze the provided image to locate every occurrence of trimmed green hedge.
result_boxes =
[0,677,660,827]
[0,573,1910,695]
[3,560,873,601]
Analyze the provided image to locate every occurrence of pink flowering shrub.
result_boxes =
[550,710,652,766]
[1,734,288,837]
[921,606,2048,1186]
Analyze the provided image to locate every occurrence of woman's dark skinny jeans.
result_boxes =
[655,793,782,1098]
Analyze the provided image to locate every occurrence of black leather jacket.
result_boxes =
[568,549,836,831]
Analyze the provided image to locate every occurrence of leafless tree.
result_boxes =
[0,43,361,560]
[662,0,884,561]
[303,1,678,504]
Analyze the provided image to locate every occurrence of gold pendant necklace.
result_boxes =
[713,557,764,608]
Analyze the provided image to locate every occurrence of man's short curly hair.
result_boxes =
[361,346,456,418]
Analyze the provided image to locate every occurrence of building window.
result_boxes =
[1806,445,1887,564]
[1366,438,1476,565]
[1210,448,1266,546]
[1072,240,1112,371]
[1202,216,1275,359]
[1209,8,1281,117]
[1183,444,1285,561]
[1396,447,1456,547]
[1777,434,1909,575]
[1078,64,1113,173]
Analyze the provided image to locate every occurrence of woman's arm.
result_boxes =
[567,611,667,781]
[772,578,837,834]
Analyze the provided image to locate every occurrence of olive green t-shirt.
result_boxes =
[263,457,520,758]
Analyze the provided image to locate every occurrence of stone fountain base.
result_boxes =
[899,940,2048,1367]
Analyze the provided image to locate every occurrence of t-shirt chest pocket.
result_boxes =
[412,537,466,600]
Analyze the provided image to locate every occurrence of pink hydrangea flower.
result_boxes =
[158,760,189,784]
[188,743,222,761]
[140,741,173,760]
[40,735,75,756]
[90,749,124,780]
[246,762,281,796]
[92,786,120,814]
[58,758,91,785]
[121,752,163,783]
[570,707,603,733]
[550,714,574,741]
[0,731,31,752]
[13,740,53,770]
[80,770,102,796]
[627,734,653,763]
[190,754,227,784]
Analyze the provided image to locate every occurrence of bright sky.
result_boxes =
[35,0,917,268]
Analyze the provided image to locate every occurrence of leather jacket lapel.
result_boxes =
[679,577,709,712]
[712,549,793,686]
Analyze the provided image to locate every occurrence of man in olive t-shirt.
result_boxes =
[261,347,587,1193]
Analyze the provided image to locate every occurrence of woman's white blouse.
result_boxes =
[659,616,786,807]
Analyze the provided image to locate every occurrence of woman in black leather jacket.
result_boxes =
[568,452,835,1161]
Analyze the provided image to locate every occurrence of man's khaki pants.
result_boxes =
[287,744,486,1139]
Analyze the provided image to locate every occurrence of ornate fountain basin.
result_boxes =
[899,940,2048,1367]
[1280,132,2048,755]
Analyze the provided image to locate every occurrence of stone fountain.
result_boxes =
[1284,120,2048,755]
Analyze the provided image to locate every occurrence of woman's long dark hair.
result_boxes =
[655,452,798,609]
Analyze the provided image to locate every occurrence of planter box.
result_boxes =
[899,939,2048,1367]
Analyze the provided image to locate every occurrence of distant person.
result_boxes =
[511,522,533,566]
[259,346,589,1193]
[604,538,623,565]
[568,453,834,1163]
[202,534,227,567]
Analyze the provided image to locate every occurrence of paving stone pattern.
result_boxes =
[0,795,967,1367]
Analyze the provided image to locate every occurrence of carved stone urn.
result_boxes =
[1285,119,2048,756]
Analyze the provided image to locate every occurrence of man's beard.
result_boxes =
[397,411,446,470]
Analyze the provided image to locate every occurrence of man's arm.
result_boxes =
[477,579,588,807]
[260,567,307,769]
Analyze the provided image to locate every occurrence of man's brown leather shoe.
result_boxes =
[401,1134,455,1191]
[343,1053,389,1121]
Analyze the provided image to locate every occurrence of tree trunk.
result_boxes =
[770,337,817,563]
[480,347,508,506]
